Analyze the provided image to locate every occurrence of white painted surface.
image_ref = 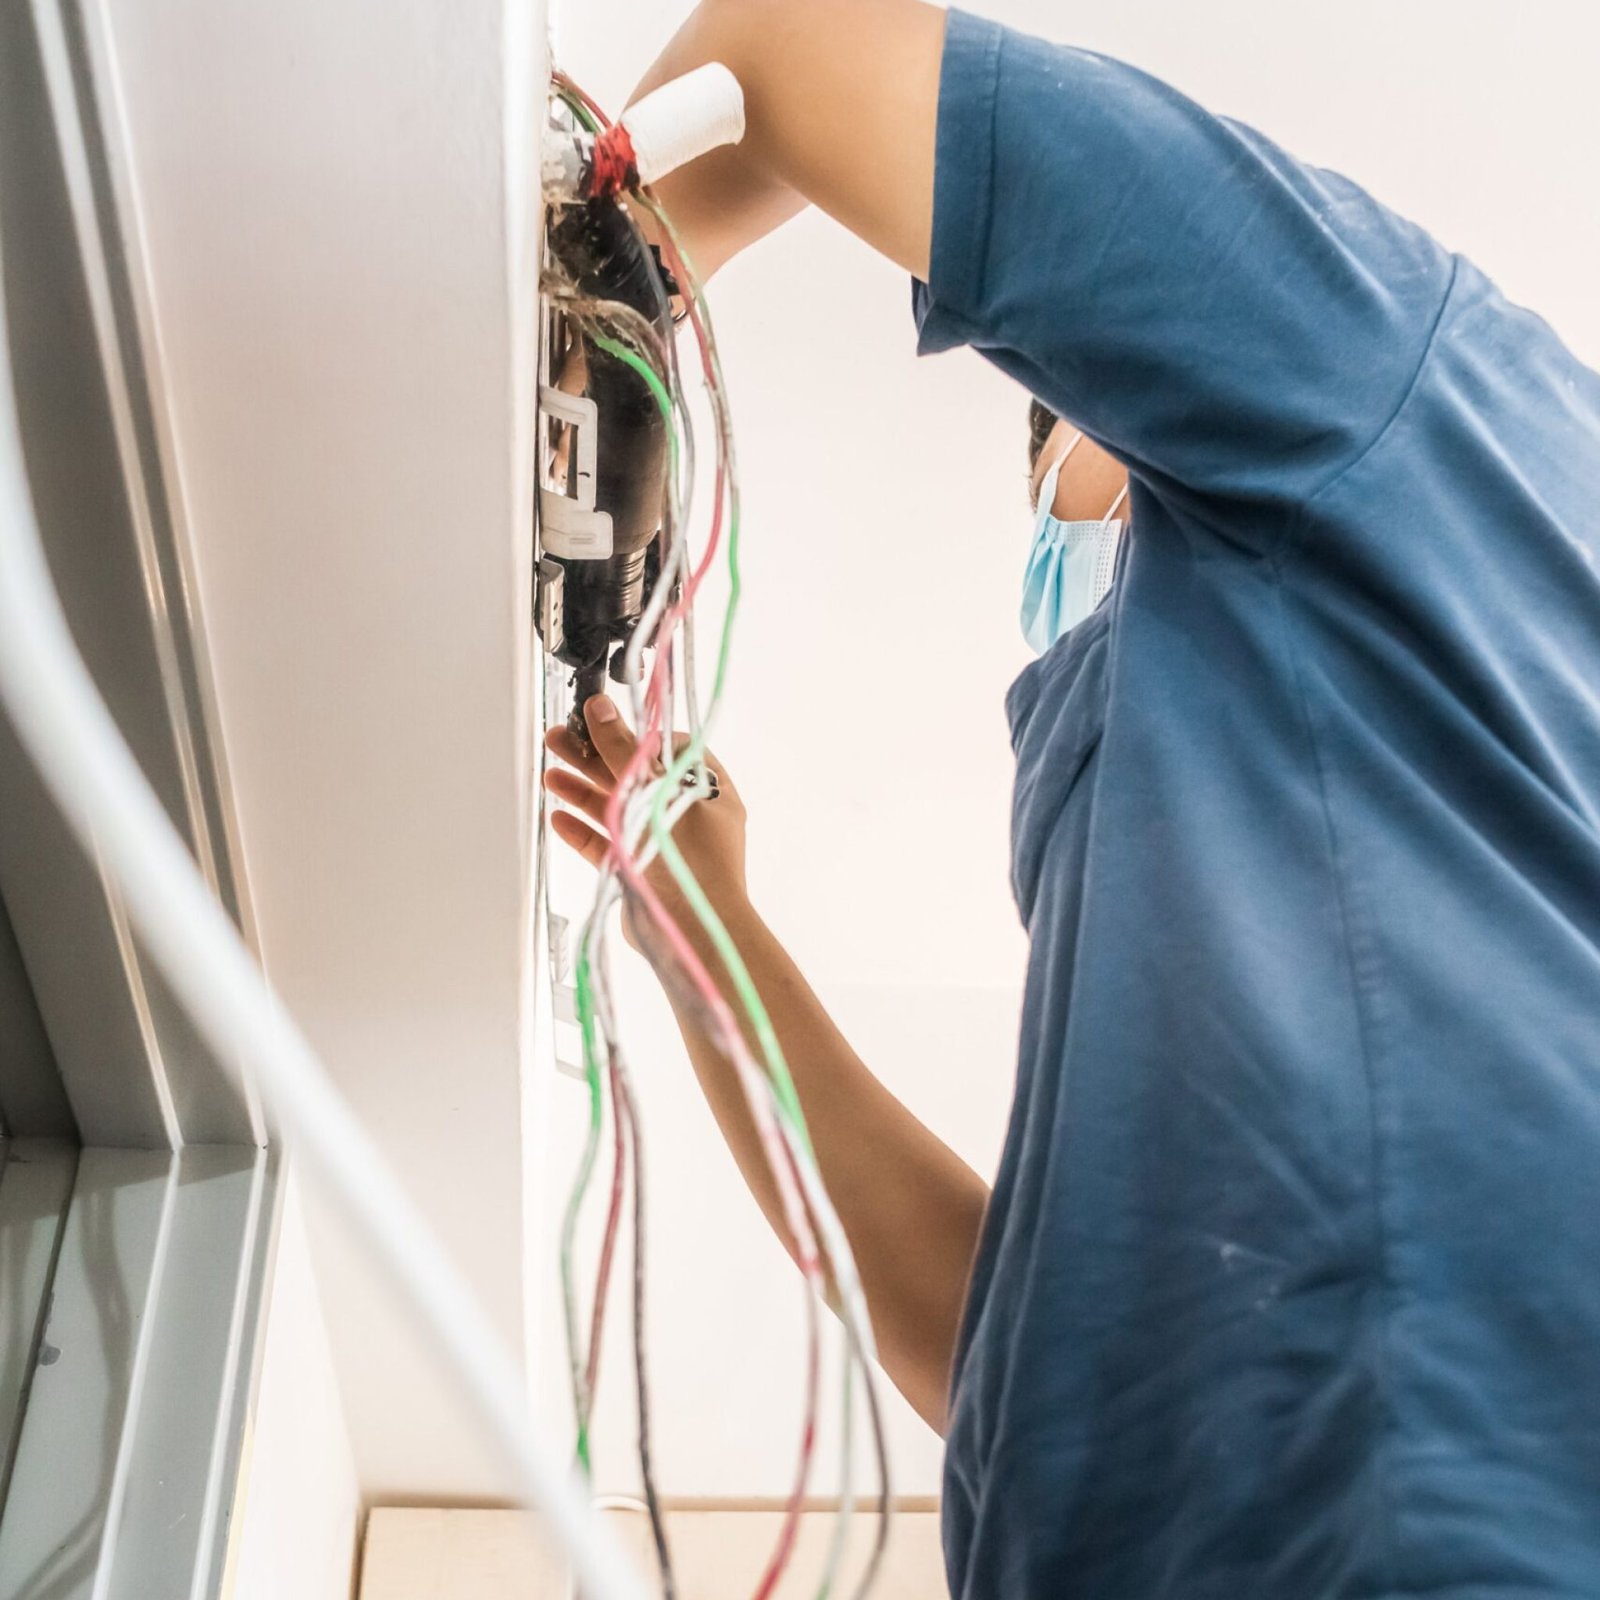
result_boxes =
[552,0,1600,1499]
[99,0,548,1497]
[231,1174,361,1600]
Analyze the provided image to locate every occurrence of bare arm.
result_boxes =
[546,699,988,1433]
[552,0,977,1432]
[660,897,988,1436]
[627,0,947,280]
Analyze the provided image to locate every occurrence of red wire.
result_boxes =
[600,201,826,1600]
[602,760,823,1600]
[584,1053,630,1407]
[555,69,826,1599]
[553,70,611,130]
[604,459,825,1600]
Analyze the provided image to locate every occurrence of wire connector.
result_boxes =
[540,124,639,203]
[588,123,639,200]
[544,63,745,203]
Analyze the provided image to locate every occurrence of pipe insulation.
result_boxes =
[621,62,745,187]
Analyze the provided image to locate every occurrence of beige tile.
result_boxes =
[360,1504,947,1600]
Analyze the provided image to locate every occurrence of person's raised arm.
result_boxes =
[628,0,946,280]
[635,3,1457,521]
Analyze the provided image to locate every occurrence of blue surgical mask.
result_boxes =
[1021,432,1129,654]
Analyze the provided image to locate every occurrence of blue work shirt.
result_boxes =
[914,12,1600,1598]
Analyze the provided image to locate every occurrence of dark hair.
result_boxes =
[1027,398,1058,478]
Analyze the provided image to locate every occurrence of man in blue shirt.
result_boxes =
[544,3,1600,1593]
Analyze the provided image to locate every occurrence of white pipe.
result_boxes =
[0,193,646,1600]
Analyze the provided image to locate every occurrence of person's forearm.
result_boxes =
[650,891,987,1434]
[627,0,944,280]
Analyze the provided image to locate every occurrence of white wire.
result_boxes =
[593,414,896,1586]
[599,772,895,1541]
[0,231,647,1600]
[556,207,891,1595]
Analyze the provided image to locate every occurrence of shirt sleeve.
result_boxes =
[914,11,1456,532]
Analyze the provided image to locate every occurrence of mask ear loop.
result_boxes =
[1035,429,1084,516]
[1093,480,1131,599]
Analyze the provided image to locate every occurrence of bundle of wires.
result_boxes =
[545,72,891,1600]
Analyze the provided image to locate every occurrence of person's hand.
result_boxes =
[543,694,749,959]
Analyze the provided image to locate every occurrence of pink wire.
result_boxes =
[584,1054,630,1408]
[554,69,611,131]
[600,468,823,1600]
[556,68,824,1594]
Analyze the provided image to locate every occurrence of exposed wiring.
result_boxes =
[553,326,684,1470]
[543,147,690,1586]
[583,1052,630,1432]
[589,297,834,1600]
[631,186,894,1600]
[618,1058,675,1595]
[560,947,608,1475]
[553,70,608,134]
[561,290,835,1600]
[0,162,648,1600]
[580,871,679,1598]
[546,73,892,1600]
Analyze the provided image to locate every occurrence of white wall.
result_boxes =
[99,0,549,1500]
[551,0,1600,1500]
[230,1174,362,1600]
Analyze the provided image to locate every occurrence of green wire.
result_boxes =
[557,272,825,1493]
[597,320,812,1147]
[559,955,602,1476]
[590,333,674,443]
[555,83,600,135]
[638,239,862,1600]
[553,75,842,1574]
[644,490,810,1145]
[543,120,867,1597]
[638,326,812,1151]
[558,329,680,1473]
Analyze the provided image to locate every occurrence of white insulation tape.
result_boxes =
[621,62,746,186]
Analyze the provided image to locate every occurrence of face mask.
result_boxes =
[1021,432,1129,655]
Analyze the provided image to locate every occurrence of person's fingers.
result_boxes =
[668,736,738,803]
[550,807,609,869]
[545,725,613,788]
[553,698,736,802]
[544,767,611,828]
[584,694,644,781]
